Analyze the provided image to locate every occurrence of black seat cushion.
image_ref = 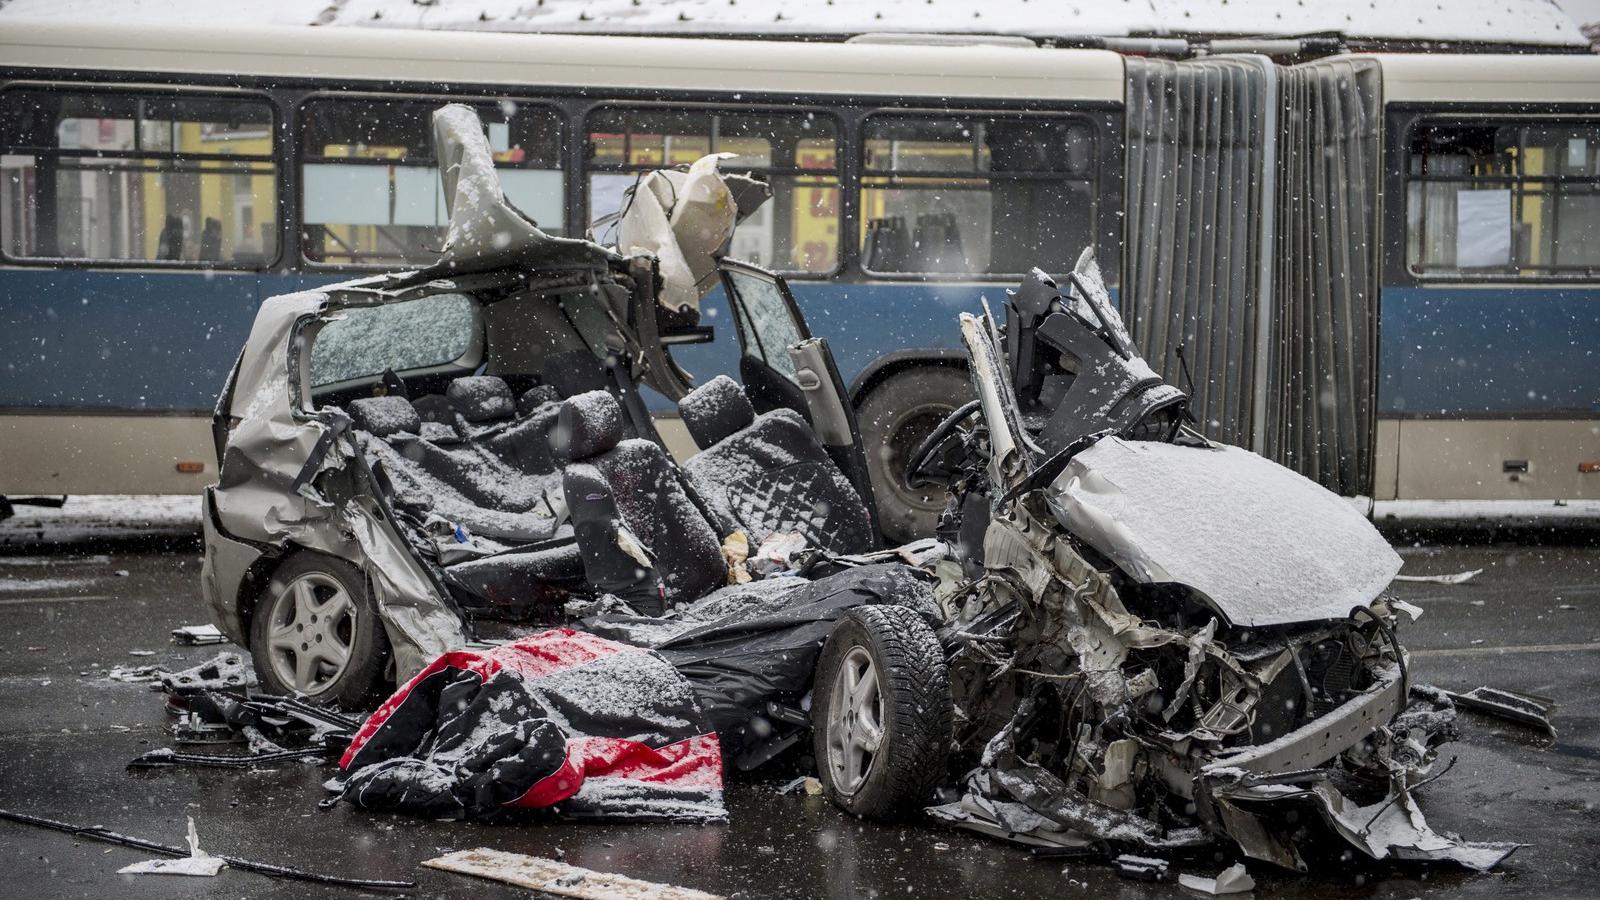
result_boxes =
[411,394,454,426]
[347,396,421,438]
[517,384,560,416]
[447,376,516,424]
[678,375,756,449]
[683,406,874,555]
[558,391,726,611]
[440,540,585,621]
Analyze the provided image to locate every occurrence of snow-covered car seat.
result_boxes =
[677,375,873,555]
[554,390,728,613]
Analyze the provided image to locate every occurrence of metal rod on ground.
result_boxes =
[0,808,414,890]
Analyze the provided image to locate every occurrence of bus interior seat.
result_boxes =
[862,216,910,272]
[911,212,965,272]
[677,375,874,555]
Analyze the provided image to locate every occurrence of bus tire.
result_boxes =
[856,365,971,545]
[812,605,951,821]
[249,551,390,710]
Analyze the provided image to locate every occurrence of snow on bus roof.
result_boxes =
[1,0,1589,47]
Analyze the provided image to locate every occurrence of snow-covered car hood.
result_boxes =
[1047,437,1401,627]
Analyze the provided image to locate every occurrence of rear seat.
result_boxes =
[676,375,874,555]
[345,394,565,545]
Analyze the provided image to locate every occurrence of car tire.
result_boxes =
[812,604,951,820]
[249,551,390,710]
[856,366,972,545]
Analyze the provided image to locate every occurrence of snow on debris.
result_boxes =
[1,0,1587,46]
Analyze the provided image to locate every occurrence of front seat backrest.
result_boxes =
[555,390,726,611]
[678,375,874,555]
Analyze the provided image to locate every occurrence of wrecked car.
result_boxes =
[200,104,893,714]
[885,252,1515,870]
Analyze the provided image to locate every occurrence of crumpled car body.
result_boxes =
[201,104,778,685]
[916,251,1515,871]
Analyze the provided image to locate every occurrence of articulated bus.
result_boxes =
[0,22,1595,538]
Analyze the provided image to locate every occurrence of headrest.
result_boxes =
[447,376,515,423]
[551,390,625,461]
[517,384,561,416]
[346,396,420,438]
[678,375,755,449]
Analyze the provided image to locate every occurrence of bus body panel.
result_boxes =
[1,412,215,494]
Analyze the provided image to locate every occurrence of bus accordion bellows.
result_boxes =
[1,20,1596,534]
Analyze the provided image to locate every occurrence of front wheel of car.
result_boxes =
[812,605,951,820]
[249,552,390,709]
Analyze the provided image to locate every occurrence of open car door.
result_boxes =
[717,259,882,542]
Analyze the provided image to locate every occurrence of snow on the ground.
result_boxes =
[0,0,1588,46]
[0,495,201,546]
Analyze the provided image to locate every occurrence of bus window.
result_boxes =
[1406,120,1600,277]
[0,88,276,266]
[300,97,562,267]
[310,293,480,387]
[585,106,840,275]
[859,114,1096,278]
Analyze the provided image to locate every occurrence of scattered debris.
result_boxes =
[158,651,253,693]
[107,664,162,684]
[1444,686,1557,737]
[1394,568,1483,584]
[1114,854,1171,883]
[424,848,721,900]
[127,650,156,657]
[0,808,412,890]
[170,624,227,645]
[117,817,225,877]
[1178,862,1255,895]
[777,776,822,796]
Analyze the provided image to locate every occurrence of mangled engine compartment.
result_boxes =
[918,253,1514,871]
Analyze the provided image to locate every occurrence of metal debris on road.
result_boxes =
[1178,862,1255,894]
[1394,568,1484,584]
[1444,686,1558,737]
[424,848,722,900]
[170,624,227,645]
[0,808,413,890]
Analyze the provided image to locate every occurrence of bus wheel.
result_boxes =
[249,552,390,709]
[857,366,971,545]
[812,605,951,820]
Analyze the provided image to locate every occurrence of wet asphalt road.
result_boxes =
[1,516,1598,899]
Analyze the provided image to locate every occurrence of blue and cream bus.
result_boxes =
[1,21,1595,537]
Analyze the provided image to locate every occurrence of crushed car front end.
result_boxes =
[917,252,1515,871]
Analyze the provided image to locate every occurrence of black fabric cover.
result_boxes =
[684,407,874,554]
[552,390,625,462]
[585,563,938,739]
[678,375,755,449]
[448,375,516,423]
[347,395,421,438]
[361,434,564,543]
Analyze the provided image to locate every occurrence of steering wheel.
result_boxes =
[903,399,982,488]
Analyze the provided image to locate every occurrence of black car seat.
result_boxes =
[677,375,874,555]
[541,349,659,445]
[553,390,727,614]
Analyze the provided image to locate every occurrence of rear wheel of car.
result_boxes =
[812,605,950,820]
[857,366,971,545]
[249,552,389,709]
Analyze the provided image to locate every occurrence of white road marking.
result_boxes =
[1412,641,1600,658]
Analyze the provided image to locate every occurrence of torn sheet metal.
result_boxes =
[424,848,722,900]
[432,104,618,276]
[1445,686,1557,737]
[615,153,771,316]
[1049,437,1403,627]
[343,500,465,680]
